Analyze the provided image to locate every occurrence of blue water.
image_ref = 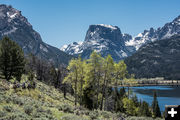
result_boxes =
[121,86,180,112]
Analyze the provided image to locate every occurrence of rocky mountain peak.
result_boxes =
[0,4,32,30]
[61,24,136,61]
[126,14,180,50]
[85,24,122,43]
[0,4,72,65]
[172,15,180,23]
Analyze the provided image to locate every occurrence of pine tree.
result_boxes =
[139,101,152,117]
[152,91,161,118]
[0,36,25,81]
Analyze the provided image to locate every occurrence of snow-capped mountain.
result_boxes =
[126,15,180,50]
[0,4,72,65]
[61,15,180,61]
[61,24,136,61]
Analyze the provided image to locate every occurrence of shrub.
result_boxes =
[24,105,33,115]
[126,116,163,120]
[74,106,88,115]
[0,111,6,117]
[11,96,24,106]
[101,111,111,119]
[89,111,99,120]
[61,114,86,120]
[3,105,14,112]
[1,112,30,120]
[58,104,74,113]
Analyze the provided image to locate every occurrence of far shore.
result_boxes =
[119,79,180,87]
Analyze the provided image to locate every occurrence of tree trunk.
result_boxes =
[100,71,107,110]
[74,68,78,106]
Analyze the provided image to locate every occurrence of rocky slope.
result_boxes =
[61,24,136,61]
[0,4,72,65]
[125,35,180,80]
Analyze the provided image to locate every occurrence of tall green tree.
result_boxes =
[113,60,127,111]
[152,91,161,118]
[63,58,79,106]
[0,36,25,81]
[84,51,104,109]
[138,101,152,117]
[63,57,86,106]
[101,55,114,110]
[76,57,86,106]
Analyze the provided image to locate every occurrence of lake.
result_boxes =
[123,86,180,112]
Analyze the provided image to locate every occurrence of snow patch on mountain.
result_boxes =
[7,12,17,19]
[97,24,117,30]
[61,24,136,61]
[126,15,180,50]
[3,26,17,35]
[40,44,48,52]
[60,41,83,55]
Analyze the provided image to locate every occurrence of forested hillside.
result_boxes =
[125,35,180,80]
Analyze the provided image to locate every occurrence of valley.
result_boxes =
[0,1,180,120]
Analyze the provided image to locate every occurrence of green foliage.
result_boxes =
[61,114,87,120]
[113,60,128,85]
[89,110,99,119]
[59,104,74,113]
[126,116,163,120]
[122,97,138,116]
[152,91,161,118]
[24,105,34,115]
[138,101,152,117]
[3,105,14,112]
[64,56,86,106]
[132,94,139,107]
[0,36,25,81]
[0,75,162,120]
[63,51,132,111]
[101,111,111,119]
[0,111,6,118]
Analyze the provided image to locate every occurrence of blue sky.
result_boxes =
[0,0,180,48]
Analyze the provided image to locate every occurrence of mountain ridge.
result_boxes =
[0,4,73,65]
[61,15,180,61]
[125,35,180,79]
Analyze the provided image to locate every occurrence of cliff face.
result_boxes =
[61,24,136,61]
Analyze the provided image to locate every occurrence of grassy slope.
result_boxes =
[0,78,163,120]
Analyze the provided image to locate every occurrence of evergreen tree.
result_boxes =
[152,91,161,118]
[0,36,25,81]
[132,94,139,107]
[139,101,152,117]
